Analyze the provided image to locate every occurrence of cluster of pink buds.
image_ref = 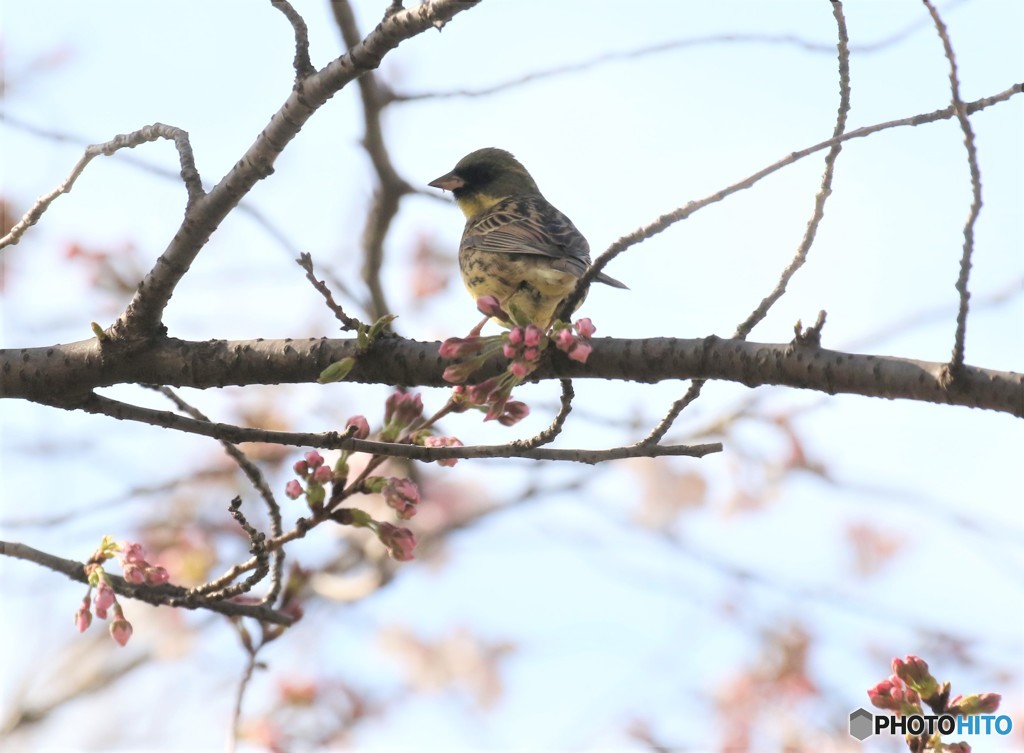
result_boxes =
[869,655,1002,736]
[75,537,169,646]
[286,449,338,511]
[552,318,596,363]
[421,434,464,467]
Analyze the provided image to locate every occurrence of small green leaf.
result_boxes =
[318,357,356,383]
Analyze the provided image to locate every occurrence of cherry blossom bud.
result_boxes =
[382,477,420,520]
[892,655,938,699]
[285,479,304,499]
[523,347,540,362]
[568,340,593,363]
[507,327,524,345]
[502,342,518,359]
[475,295,505,319]
[293,460,309,476]
[74,597,92,633]
[145,566,170,585]
[376,523,417,561]
[424,435,464,467]
[312,465,333,484]
[109,615,133,647]
[953,692,1001,715]
[509,360,531,380]
[346,415,370,440]
[524,325,543,347]
[94,581,116,613]
[304,450,325,469]
[121,542,146,564]
[555,328,576,352]
[574,318,596,338]
[867,679,901,711]
[498,400,530,427]
[123,564,146,585]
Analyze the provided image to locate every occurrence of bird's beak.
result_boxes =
[428,171,465,192]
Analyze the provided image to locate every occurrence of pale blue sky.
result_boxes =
[2,1,1022,750]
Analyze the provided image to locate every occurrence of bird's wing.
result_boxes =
[463,196,592,278]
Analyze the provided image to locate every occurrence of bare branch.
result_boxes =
[148,386,284,604]
[269,0,315,81]
[922,0,983,380]
[330,0,413,321]
[512,378,574,450]
[70,391,722,463]
[643,0,853,444]
[296,252,363,331]
[107,0,480,339]
[0,123,203,250]
[0,540,294,625]
[555,82,1020,323]
[387,6,966,103]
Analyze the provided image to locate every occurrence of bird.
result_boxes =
[429,147,626,327]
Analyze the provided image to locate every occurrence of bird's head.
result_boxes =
[429,147,541,220]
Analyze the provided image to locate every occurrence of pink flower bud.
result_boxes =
[953,692,1001,715]
[502,342,518,359]
[439,337,485,359]
[123,564,146,585]
[110,616,133,647]
[376,522,417,561]
[94,581,116,613]
[424,435,464,467]
[555,328,575,352]
[121,542,146,564]
[467,377,501,405]
[382,477,420,520]
[475,295,505,319]
[74,598,92,633]
[285,479,304,499]
[509,360,531,380]
[312,465,333,484]
[574,317,596,338]
[523,347,540,362]
[145,566,170,585]
[507,327,524,345]
[346,415,370,440]
[293,460,309,476]
[568,340,593,363]
[304,450,325,469]
[498,400,530,427]
[524,325,543,347]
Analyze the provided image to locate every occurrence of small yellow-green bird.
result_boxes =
[429,148,626,327]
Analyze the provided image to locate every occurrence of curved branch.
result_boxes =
[0,540,294,625]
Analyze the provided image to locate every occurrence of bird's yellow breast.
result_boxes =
[454,192,505,221]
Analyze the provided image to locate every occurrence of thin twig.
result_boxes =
[387,7,966,103]
[0,123,203,250]
[0,540,294,625]
[642,0,853,445]
[296,252,363,330]
[148,386,284,605]
[330,0,412,321]
[73,391,723,462]
[512,379,575,450]
[554,81,1021,324]
[922,0,983,379]
[269,0,316,81]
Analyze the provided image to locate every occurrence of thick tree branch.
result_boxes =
[3,335,1021,418]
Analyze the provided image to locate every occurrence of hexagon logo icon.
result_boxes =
[849,708,874,740]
